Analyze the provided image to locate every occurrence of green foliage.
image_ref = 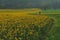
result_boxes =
[42,10,60,40]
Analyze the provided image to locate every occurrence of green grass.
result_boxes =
[42,10,60,40]
[42,9,60,14]
[45,27,60,40]
[42,14,60,27]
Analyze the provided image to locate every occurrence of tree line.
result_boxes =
[0,0,60,9]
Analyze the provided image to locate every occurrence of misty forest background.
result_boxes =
[0,0,60,9]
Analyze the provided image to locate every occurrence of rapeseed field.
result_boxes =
[0,9,54,40]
